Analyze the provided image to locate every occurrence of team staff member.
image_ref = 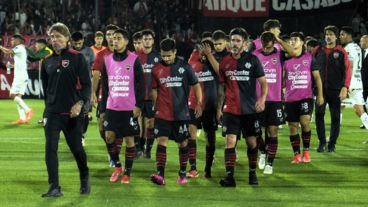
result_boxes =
[41,22,91,197]
[217,28,267,187]
[314,25,351,152]
[150,38,202,185]
[100,29,145,184]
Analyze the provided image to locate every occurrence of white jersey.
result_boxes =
[344,42,362,90]
[12,44,28,81]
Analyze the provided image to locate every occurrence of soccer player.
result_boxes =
[91,24,119,166]
[217,28,267,186]
[71,31,95,146]
[360,35,368,131]
[150,38,202,185]
[339,26,368,130]
[27,39,53,62]
[100,28,145,184]
[212,30,230,61]
[187,39,219,178]
[41,22,91,197]
[314,25,351,152]
[136,29,161,159]
[0,34,33,124]
[253,31,285,174]
[90,31,106,56]
[133,31,143,52]
[284,32,324,164]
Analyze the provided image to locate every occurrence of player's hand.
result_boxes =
[133,107,142,118]
[316,95,324,106]
[339,87,348,101]
[216,109,223,122]
[70,101,83,118]
[201,43,212,57]
[194,105,203,118]
[255,98,266,113]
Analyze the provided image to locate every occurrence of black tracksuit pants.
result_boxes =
[44,113,89,187]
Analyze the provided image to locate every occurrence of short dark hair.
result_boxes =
[306,39,320,48]
[95,31,104,37]
[260,31,275,45]
[141,29,155,38]
[105,24,119,32]
[160,38,176,51]
[229,27,249,40]
[132,31,143,41]
[341,26,353,36]
[12,34,24,41]
[324,25,339,37]
[290,32,305,42]
[71,31,84,41]
[263,19,281,31]
[212,30,227,41]
[201,31,212,40]
[114,29,129,40]
[36,39,47,45]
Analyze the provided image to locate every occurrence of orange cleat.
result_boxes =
[302,150,311,163]
[26,109,33,121]
[121,175,130,184]
[291,153,302,164]
[186,170,199,178]
[110,167,123,182]
[12,119,29,125]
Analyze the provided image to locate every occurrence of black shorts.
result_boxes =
[222,112,260,138]
[103,109,140,138]
[189,109,218,132]
[285,98,314,122]
[257,101,285,127]
[153,118,190,143]
[142,101,155,118]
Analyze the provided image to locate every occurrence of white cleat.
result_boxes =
[263,164,273,175]
[258,153,266,170]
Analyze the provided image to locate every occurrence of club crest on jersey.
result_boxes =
[333,52,340,59]
[125,64,132,70]
[179,67,185,74]
[303,60,309,66]
[272,58,278,64]
[245,62,252,69]
[61,60,69,68]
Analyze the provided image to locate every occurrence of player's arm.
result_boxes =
[275,35,297,57]
[256,76,267,112]
[100,64,109,117]
[0,45,14,54]
[312,70,324,106]
[200,43,219,75]
[91,53,102,107]
[193,83,203,118]
[216,83,225,121]
[340,49,351,100]
[133,58,145,118]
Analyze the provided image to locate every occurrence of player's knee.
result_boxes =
[105,131,116,144]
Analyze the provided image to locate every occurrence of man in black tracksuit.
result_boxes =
[41,23,91,197]
[313,26,351,152]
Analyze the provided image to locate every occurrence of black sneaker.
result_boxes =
[327,144,336,152]
[41,186,63,198]
[219,176,236,187]
[316,143,326,153]
[360,124,366,129]
[249,171,259,185]
[80,177,91,195]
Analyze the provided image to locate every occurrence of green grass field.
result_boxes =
[0,99,367,207]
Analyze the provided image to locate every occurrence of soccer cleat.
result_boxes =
[41,186,63,198]
[291,153,302,164]
[317,143,326,152]
[38,119,44,125]
[80,177,90,195]
[302,150,311,163]
[219,176,236,187]
[249,171,259,185]
[108,155,115,168]
[186,170,199,178]
[121,175,130,184]
[177,176,187,185]
[26,109,33,120]
[110,167,123,182]
[150,174,165,185]
[12,119,29,124]
[327,144,336,152]
[360,124,366,129]
[263,165,273,175]
[362,140,368,144]
[258,153,266,170]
